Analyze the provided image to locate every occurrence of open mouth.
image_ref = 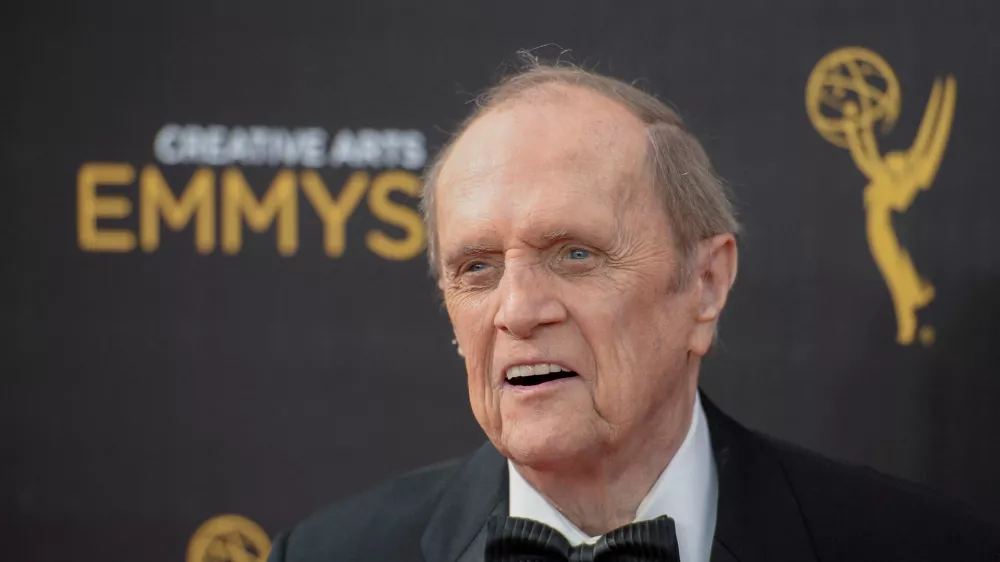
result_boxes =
[508,371,578,386]
[506,366,579,387]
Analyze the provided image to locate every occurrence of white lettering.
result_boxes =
[222,127,251,164]
[401,130,427,170]
[297,128,327,168]
[153,124,424,169]
[202,125,227,165]
[153,124,183,165]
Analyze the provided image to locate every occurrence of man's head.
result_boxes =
[423,63,739,470]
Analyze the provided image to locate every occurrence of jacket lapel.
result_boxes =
[703,393,818,562]
[421,441,508,562]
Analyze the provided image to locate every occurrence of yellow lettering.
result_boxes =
[77,162,137,252]
[221,168,298,255]
[139,166,215,254]
[365,171,425,261]
[300,170,369,258]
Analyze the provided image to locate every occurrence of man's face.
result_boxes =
[435,86,717,468]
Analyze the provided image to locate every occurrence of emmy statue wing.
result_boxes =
[910,76,958,189]
[909,79,944,161]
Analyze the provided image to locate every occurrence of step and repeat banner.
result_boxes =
[6,1,999,560]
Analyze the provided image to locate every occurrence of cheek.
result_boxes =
[577,288,667,364]
[575,287,687,409]
[456,308,495,368]
[447,291,493,353]
[446,293,501,418]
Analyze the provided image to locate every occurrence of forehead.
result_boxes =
[436,85,652,231]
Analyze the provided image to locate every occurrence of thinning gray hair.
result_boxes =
[421,59,740,288]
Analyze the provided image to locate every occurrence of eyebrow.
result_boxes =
[444,229,591,261]
[443,243,497,266]
[539,229,572,244]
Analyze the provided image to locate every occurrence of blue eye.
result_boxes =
[466,263,487,273]
[567,248,591,260]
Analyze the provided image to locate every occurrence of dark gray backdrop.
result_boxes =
[6,1,999,560]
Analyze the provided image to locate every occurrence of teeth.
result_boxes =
[506,363,567,380]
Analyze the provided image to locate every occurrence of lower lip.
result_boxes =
[503,376,578,394]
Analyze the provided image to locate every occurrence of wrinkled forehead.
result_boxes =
[436,85,653,208]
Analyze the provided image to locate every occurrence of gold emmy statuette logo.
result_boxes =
[806,47,957,346]
[187,514,271,562]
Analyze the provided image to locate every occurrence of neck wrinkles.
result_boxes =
[511,380,698,536]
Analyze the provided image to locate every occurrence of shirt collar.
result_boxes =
[507,392,718,562]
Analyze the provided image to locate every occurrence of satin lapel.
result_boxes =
[455,499,509,562]
[702,392,818,562]
[421,441,508,562]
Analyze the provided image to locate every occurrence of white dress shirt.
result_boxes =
[508,393,718,562]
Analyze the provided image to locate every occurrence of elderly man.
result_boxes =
[268,63,998,562]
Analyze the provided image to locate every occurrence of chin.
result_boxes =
[498,424,602,470]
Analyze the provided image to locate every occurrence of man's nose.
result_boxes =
[493,263,567,339]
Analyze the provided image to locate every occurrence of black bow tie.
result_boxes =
[484,515,681,562]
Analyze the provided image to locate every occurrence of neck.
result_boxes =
[514,383,698,537]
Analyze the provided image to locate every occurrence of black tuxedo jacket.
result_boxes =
[268,395,999,561]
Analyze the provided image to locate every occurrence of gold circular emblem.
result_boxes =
[806,47,901,148]
[187,514,272,562]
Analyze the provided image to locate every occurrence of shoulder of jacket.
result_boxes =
[762,434,1000,559]
[271,457,463,562]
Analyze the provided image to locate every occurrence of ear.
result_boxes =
[689,233,738,356]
